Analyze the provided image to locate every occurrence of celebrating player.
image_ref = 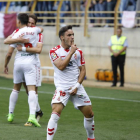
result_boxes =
[4,14,44,125]
[47,25,95,140]
[4,13,43,127]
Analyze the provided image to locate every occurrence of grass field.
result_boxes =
[0,77,140,140]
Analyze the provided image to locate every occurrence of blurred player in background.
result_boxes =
[47,25,95,140]
[4,13,43,127]
[4,14,44,125]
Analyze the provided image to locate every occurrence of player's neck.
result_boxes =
[61,43,70,50]
[19,24,27,29]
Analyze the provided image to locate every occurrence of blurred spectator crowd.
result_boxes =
[0,0,139,27]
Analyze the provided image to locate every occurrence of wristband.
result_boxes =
[22,47,26,52]
[75,82,80,89]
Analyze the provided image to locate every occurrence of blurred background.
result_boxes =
[0,0,140,85]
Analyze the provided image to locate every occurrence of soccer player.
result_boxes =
[4,14,44,124]
[47,25,95,140]
[4,13,43,127]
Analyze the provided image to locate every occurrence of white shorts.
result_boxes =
[13,64,36,85]
[36,66,41,87]
[51,85,92,109]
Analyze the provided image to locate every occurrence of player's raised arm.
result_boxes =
[52,44,77,71]
[4,35,29,44]
[17,42,43,54]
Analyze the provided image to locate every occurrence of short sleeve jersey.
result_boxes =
[49,45,85,90]
[36,33,43,67]
[10,26,41,65]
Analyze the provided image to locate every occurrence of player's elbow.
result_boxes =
[36,49,42,54]
[58,66,65,71]
[57,65,66,71]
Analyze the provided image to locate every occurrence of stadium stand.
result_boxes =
[0,0,139,37]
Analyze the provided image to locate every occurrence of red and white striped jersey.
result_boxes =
[49,45,85,90]
[10,26,41,65]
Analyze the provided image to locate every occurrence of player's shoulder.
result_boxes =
[76,48,83,54]
[50,45,61,53]
[12,28,19,35]
[14,28,20,33]
[11,28,21,37]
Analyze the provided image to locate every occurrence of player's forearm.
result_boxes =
[4,55,11,67]
[26,47,42,54]
[4,38,20,44]
[78,66,86,84]
[56,52,73,70]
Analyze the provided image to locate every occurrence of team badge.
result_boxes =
[74,53,77,59]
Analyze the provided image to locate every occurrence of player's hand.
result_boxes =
[69,87,78,96]
[19,36,29,43]
[70,44,77,55]
[17,44,22,51]
[4,66,8,74]
[18,34,29,43]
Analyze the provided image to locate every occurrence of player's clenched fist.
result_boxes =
[70,44,77,54]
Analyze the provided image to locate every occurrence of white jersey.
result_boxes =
[36,33,43,67]
[49,45,85,90]
[10,26,41,65]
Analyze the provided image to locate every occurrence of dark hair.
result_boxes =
[28,14,38,24]
[18,13,29,25]
[59,25,72,39]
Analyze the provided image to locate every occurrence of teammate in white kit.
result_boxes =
[47,25,95,140]
[4,13,43,127]
[4,14,44,125]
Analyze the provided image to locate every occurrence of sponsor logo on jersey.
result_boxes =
[21,53,34,56]
[78,95,86,99]
[84,101,91,103]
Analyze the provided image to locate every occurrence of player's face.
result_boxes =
[28,17,36,27]
[117,29,122,37]
[63,29,74,47]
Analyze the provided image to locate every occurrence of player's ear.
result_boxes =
[61,36,64,41]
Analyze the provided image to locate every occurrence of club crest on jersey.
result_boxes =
[51,53,57,61]
[74,53,77,60]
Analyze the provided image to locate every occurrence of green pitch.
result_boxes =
[0,77,140,140]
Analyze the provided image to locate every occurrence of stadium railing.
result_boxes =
[0,0,139,37]
[41,66,54,81]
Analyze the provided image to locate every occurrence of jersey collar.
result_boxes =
[60,44,70,52]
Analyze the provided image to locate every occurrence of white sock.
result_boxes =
[36,94,41,112]
[47,112,60,140]
[9,89,19,113]
[28,90,37,115]
[84,117,95,139]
